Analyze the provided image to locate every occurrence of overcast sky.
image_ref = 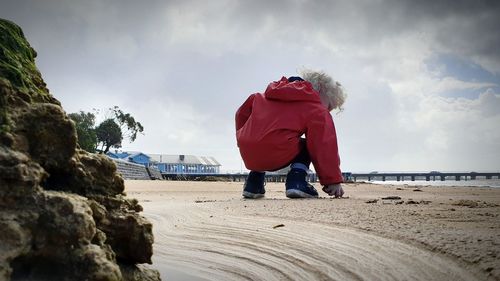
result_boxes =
[2,0,499,172]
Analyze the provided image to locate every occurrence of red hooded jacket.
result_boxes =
[235,77,343,185]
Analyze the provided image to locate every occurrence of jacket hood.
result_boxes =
[264,76,321,103]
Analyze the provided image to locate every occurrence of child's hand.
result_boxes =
[322,184,344,198]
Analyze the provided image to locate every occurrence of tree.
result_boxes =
[109,106,144,143]
[69,106,144,154]
[68,111,97,153]
[95,118,122,154]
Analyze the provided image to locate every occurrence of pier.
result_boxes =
[161,172,322,182]
[350,172,500,182]
[161,172,500,183]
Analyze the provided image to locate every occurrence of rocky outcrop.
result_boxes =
[0,19,160,281]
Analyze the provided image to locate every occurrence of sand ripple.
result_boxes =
[143,201,483,281]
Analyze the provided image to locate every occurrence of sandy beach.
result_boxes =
[125,180,500,281]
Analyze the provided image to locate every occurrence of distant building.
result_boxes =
[107,151,221,174]
[149,154,221,174]
[107,152,151,165]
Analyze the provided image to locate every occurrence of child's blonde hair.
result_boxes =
[300,69,346,112]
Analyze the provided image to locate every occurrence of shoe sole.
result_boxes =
[242,191,265,199]
[286,189,318,199]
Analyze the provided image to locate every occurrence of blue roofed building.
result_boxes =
[148,154,221,174]
[127,152,151,166]
[107,151,221,175]
[106,151,129,159]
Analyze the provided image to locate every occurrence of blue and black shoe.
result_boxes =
[285,168,318,198]
[242,171,265,199]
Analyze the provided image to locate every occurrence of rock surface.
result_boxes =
[0,18,161,281]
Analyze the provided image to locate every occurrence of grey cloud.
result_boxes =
[220,1,500,71]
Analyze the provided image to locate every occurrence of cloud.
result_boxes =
[429,77,496,95]
[412,90,500,170]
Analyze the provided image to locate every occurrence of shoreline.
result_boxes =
[368,179,500,188]
[125,180,500,281]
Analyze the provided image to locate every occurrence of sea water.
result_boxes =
[370,179,500,188]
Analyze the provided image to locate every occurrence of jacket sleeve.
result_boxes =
[306,110,343,185]
[235,94,255,131]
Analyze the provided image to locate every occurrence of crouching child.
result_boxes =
[235,69,346,199]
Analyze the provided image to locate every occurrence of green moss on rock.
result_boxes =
[0,18,61,135]
[0,19,49,101]
[0,78,10,134]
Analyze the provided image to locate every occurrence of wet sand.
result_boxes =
[125,181,500,281]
